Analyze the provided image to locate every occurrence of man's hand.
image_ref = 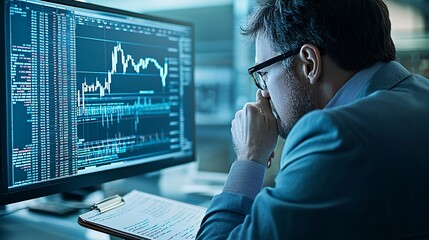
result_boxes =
[231,90,278,167]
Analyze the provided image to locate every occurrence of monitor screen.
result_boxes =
[1,0,194,204]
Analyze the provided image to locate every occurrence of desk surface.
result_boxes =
[0,207,108,240]
[0,164,219,240]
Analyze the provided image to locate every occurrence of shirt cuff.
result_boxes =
[222,160,266,200]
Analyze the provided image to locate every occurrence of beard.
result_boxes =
[271,69,314,139]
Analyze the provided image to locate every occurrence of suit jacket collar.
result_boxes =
[326,61,412,109]
[358,61,411,98]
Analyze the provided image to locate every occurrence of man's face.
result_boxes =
[255,33,314,138]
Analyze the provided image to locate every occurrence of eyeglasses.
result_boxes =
[248,48,300,90]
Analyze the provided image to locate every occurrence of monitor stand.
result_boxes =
[27,186,102,216]
[61,186,100,202]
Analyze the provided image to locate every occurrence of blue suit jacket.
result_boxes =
[197,62,429,239]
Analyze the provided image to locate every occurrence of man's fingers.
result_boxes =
[256,90,271,113]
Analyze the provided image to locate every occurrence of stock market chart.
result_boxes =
[6,0,193,188]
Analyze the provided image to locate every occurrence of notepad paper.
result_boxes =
[79,190,206,240]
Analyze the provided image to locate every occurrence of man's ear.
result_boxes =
[298,44,322,85]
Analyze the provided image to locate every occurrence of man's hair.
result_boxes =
[242,0,396,70]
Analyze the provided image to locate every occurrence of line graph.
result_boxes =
[69,11,193,170]
[77,42,169,110]
[111,43,168,87]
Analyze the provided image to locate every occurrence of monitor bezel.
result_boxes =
[0,0,195,205]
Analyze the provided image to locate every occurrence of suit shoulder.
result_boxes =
[282,110,361,169]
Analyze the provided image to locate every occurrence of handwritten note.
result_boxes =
[79,190,206,240]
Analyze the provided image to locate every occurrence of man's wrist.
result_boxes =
[222,160,266,200]
[235,154,266,165]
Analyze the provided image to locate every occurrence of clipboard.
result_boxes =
[78,190,206,240]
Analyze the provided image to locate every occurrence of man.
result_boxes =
[197,0,429,239]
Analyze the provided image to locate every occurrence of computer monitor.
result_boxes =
[0,0,194,205]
